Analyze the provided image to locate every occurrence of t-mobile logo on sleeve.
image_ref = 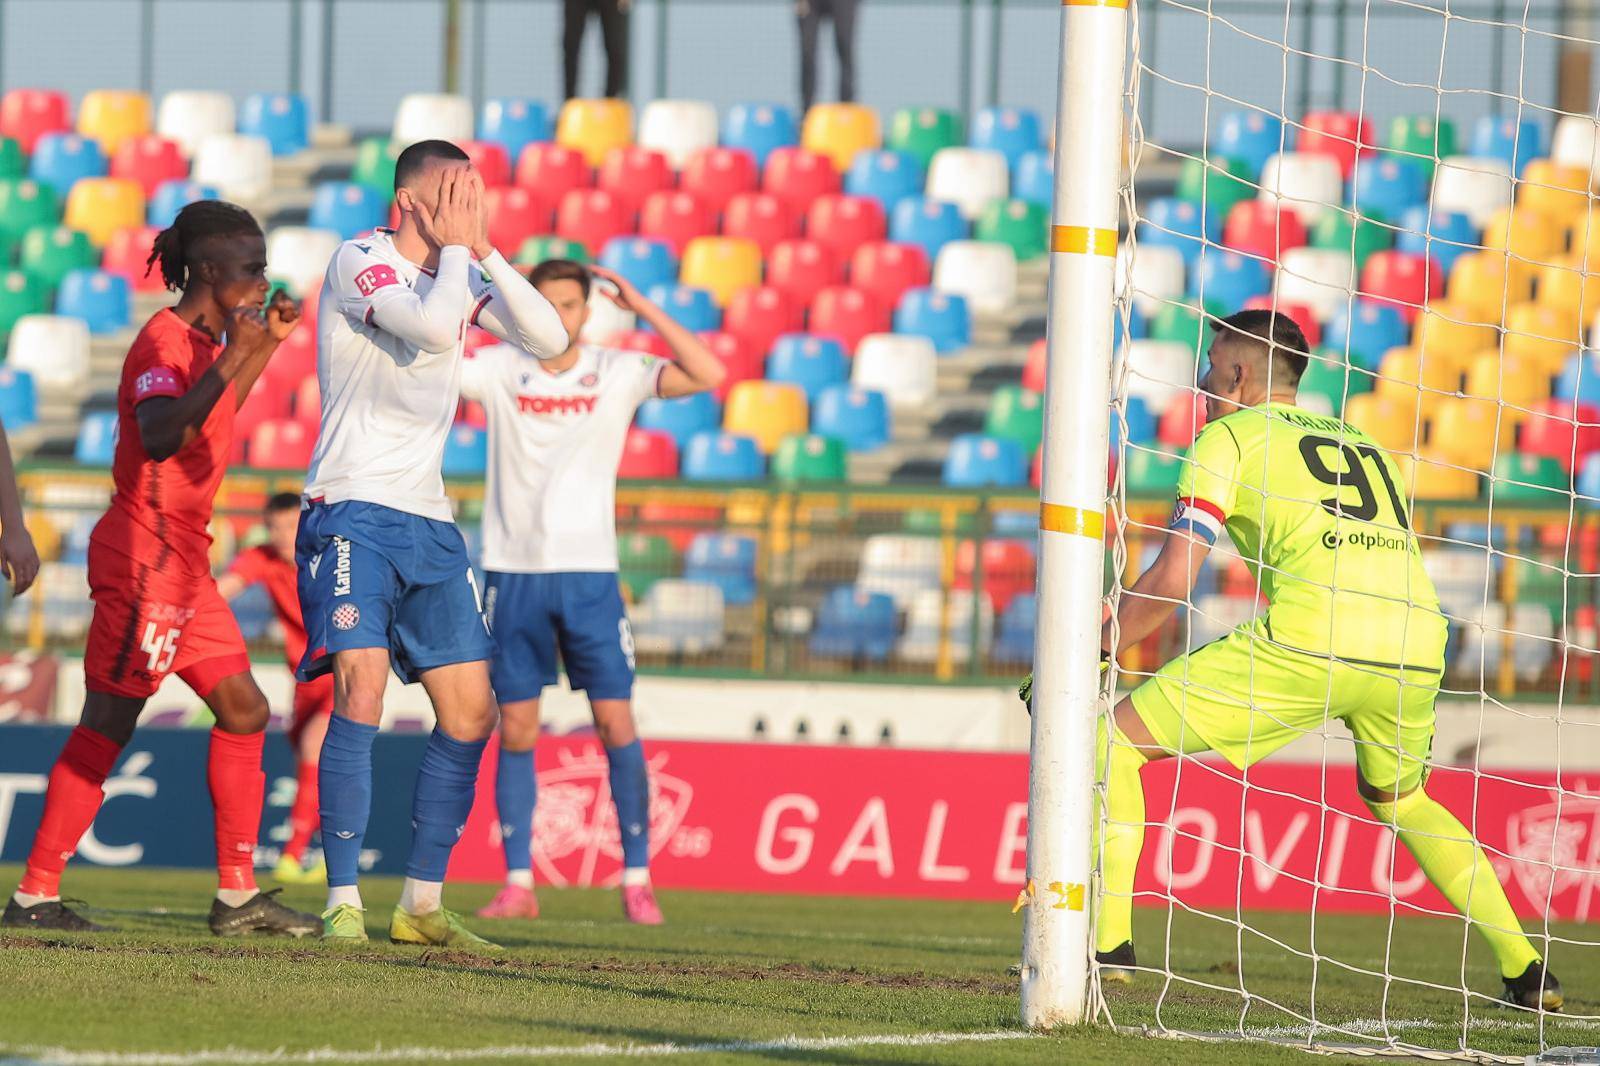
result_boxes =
[353,264,399,297]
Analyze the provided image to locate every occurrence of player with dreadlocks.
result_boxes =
[2,200,320,937]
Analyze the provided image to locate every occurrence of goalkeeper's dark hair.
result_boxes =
[527,258,592,299]
[394,139,471,192]
[145,200,263,292]
[1212,308,1311,386]
[265,492,301,515]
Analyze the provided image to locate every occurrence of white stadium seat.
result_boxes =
[6,314,90,389]
[638,99,719,170]
[1259,152,1343,225]
[1432,155,1513,229]
[266,226,341,298]
[1116,339,1196,412]
[851,332,937,409]
[191,133,274,203]
[1275,247,1357,320]
[1457,602,1556,683]
[856,533,942,608]
[1551,114,1600,173]
[1115,241,1186,318]
[933,240,1016,315]
[1423,545,1500,619]
[392,93,474,148]
[156,90,235,157]
[1184,592,1261,648]
[897,589,993,664]
[925,147,1009,221]
[631,579,726,655]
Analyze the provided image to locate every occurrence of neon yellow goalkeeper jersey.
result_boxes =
[1169,401,1448,672]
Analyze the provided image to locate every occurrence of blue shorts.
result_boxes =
[484,571,636,702]
[296,500,492,685]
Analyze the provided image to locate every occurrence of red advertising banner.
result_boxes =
[448,737,1600,921]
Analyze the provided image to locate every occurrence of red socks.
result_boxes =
[284,758,320,862]
[20,726,124,898]
[208,728,265,893]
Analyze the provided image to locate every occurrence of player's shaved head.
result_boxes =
[394,139,471,195]
[265,492,300,515]
[1210,309,1310,387]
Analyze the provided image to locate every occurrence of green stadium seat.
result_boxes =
[1149,303,1208,355]
[887,107,963,168]
[618,532,678,600]
[1298,350,1373,414]
[1516,559,1593,626]
[0,270,48,338]
[1175,156,1254,222]
[0,137,22,180]
[985,385,1045,453]
[772,433,847,482]
[18,226,97,289]
[1385,115,1457,181]
[902,508,978,535]
[975,198,1048,261]
[516,235,591,265]
[0,179,59,248]
[1125,449,1183,495]
[1310,211,1392,270]
[1490,453,1568,504]
[351,137,399,198]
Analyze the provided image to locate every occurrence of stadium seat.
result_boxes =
[459,139,511,188]
[1013,149,1052,208]
[599,236,678,293]
[1138,197,1219,269]
[1413,299,1496,361]
[889,196,967,262]
[1470,114,1543,178]
[953,538,1035,615]
[680,236,762,306]
[478,97,551,165]
[1482,204,1563,285]
[1216,110,1289,178]
[992,592,1037,663]
[971,106,1042,172]
[618,427,679,479]
[897,588,993,664]
[597,145,673,217]
[724,284,800,358]
[19,225,96,289]
[886,107,963,169]
[762,145,841,214]
[636,390,720,449]
[1520,160,1591,223]
[805,193,887,265]
[0,89,69,154]
[485,183,555,255]
[856,533,941,606]
[1343,392,1423,453]
[54,269,129,334]
[0,366,37,428]
[925,147,1008,221]
[1491,452,1571,503]
[1241,295,1322,348]
[1557,353,1600,409]
[1177,156,1256,225]
[638,99,719,170]
[1374,343,1459,418]
[77,90,151,154]
[1113,243,1184,320]
[681,430,764,482]
[698,330,762,401]
[631,578,726,654]
[683,532,759,605]
[1275,247,1356,321]
[1189,249,1272,318]
[514,141,591,205]
[1579,455,1600,506]
[1469,350,1550,410]
[1396,206,1477,276]
[801,103,880,173]
[0,137,20,181]
[1551,114,1599,173]
[5,313,87,385]
[555,188,629,256]
[723,102,798,167]
[153,90,235,161]
[1348,154,1426,222]
[250,418,316,470]
[809,586,897,662]
[1429,396,1515,472]
[1157,391,1209,446]
[266,226,340,298]
[29,133,107,195]
[772,432,846,482]
[808,284,887,353]
[894,287,969,353]
[851,332,936,409]
[637,189,714,255]
[644,283,721,333]
[767,332,848,403]
[1310,210,1392,270]
[975,199,1047,262]
[1117,339,1196,411]
[392,92,473,147]
[943,433,1026,487]
[1396,453,1479,501]
[0,273,49,338]
[682,146,760,216]
[1360,250,1442,321]
[309,181,387,240]
[1515,399,1600,473]
[349,137,400,200]
[556,97,633,168]
[1300,111,1373,180]
[812,384,889,452]
[766,237,839,306]
[723,379,807,453]
[60,177,142,249]
[1110,395,1159,450]
[192,133,273,203]
[721,191,797,255]
[1504,301,1583,368]
[1432,155,1513,228]
[108,135,190,202]
[850,241,929,310]
[609,328,672,359]
[517,234,589,265]
[844,149,925,213]
[1385,115,1457,180]
[1221,200,1306,263]
[240,93,310,156]
[1258,151,1343,224]
[73,410,118,465]
[984,385,1045,453]
[1148,302,1208,355]
[1448,249,1532,321]
[933,240,1016,316]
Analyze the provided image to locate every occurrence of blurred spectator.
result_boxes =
[797,0,860,112]
[564,0,632,100]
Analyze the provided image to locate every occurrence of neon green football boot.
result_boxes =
[321,903,368,943]
[389,906,503,951]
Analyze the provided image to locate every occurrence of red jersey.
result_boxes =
[227,544,307,669]
[91,309,234,578]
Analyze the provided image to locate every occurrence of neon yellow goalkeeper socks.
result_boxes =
[1095,721,1148,954]
[1367,787,1540,979]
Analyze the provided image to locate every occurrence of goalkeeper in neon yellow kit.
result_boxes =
[1024,309,1561,1011]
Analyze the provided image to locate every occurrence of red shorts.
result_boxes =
[288,675,334,747]
[84,540,251,700]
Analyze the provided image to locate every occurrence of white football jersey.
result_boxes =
[463,343,664,573]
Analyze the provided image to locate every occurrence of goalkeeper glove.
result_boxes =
[1018,652,1111,715]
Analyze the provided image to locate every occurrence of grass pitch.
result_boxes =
[0,866,1594,1064]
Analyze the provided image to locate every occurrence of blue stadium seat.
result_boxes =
[74,409,117,464]
[809,585,897,661]
[600,237,679,294]
[1396,206,1477,276]
[1190,252,1272,316]
[28,133,107,195]
[1470,114,1544,178]
[844,149,925,213]
[229,582,275,641]
[1580,454,1600,507]
[309,181,387,240]
[811,384,889,452]
[725,102,799,168]
[889,196,967,261]
[55,269,129,334]
[636,390,721,450]
[1348,155,1426,223]
[479,97,552,165]
[1557,354,1600,409]
[993,592,1036,663]
[971,106,1042,172]
[1216,110,1289,177]
[240,92,310,156]
[1119,303,1148,343]
[942,433,1026,487]
[681,430,764,482]
[893,287,970,353]
[644,283,721,333]
[1013,150,1052,208]
[441,425,487,475]
[684,532,759,605]
[766,332,849,402]
[1109,396,1157,449]
[1324,299,1405,370]
[1138,197,1218,269]
[148,179,219,228]
[0,366,36,428]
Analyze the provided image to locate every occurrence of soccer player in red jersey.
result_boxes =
[2,201,319,936]
[219,492,334,885]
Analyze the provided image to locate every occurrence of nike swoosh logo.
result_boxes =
[308,554,322,580]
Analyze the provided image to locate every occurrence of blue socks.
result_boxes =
[606,740,650,870]
[407,727,488,882]
[319,716,379,889]
[495,747,537,874]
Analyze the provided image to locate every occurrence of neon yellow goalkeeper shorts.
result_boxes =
[1128,622,1441,794]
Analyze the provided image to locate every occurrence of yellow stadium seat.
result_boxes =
[1396,452,1480,500]
[1536,255,1600,318]
[1518,160,1591,225]
[1502,300,1583,369]
[1373,344,1462,418]
[801,103,881,173]
[724,380,808,454]
[1447,250,1533,323]
[64,177,144,247]
[1428,396,1519,472]
[1463,349,1553,410]
[1480,204,1562,281]
[1413,300,1496,362]
[1565,207,1600,267]
[1346,392,1426,455]
[76,90,152,155]
[679,236,763,307]
[556,98,633,168]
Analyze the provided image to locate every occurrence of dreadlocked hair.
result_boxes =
[146,200,262,292]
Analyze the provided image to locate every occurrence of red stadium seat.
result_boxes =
[762,145,841,213]
[722,191,798,255]
[808,285,888,354]
[515,142,591,203]
[1241,295,1323,348]
[805,194,886,264]
[250,417,316,469]
[698,330,761,401]
[637,500,721,551]
[849,240,930,310]
[1022,338,1046,393]
[461,140,512,188]
[1158,392,1208,447]
[486,186,552,257]
[1360,250,1443,322]
[1522,398,1600,472]
[292,374,320,422]
[681,146,759,216]
[598,146,674,218]
[619,427,679,479]
[261,323,317,394]
[637,189,713,255]
[1222,200,1308,264]
[766,238,839,306]
[101,225,163,292]
[1300,110,1374,180]
[725,284,801,358]
[110,135,188,198]
[610,328,673,359]
[0,89,70,153]
[232,387,289,464]
[457,399,487,428]
[954,538,1036,613]
[555,188,629,255]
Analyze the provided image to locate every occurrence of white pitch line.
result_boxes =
[0,1030,1036,1066]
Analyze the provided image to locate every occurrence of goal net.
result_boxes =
[1088,0,1600,1059]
